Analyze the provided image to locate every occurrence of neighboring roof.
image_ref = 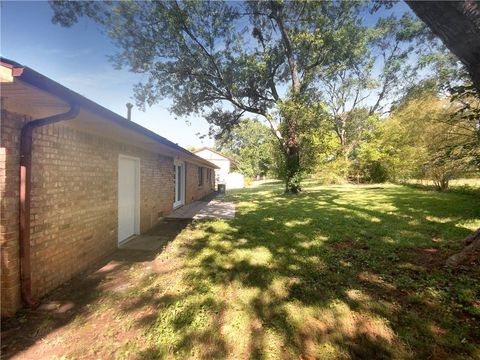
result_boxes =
[0,57,219,170]
[193,147,236,163]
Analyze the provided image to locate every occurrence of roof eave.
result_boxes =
[0,57,218,169]
[193,147,236,164]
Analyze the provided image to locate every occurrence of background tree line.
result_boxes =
[217,77,478,191]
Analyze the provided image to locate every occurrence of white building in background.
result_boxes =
[193,147,245,189]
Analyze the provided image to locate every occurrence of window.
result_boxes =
[198,166,204,186]
[173,165,176,202]
[207,168,212,184]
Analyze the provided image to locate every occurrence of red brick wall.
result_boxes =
[185,163,215,203]
[27,122,177,299]
[1,110,28,316]
[1,108,214,316]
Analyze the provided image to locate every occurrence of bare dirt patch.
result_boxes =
[331,239,369,251]
[407,247,446,269]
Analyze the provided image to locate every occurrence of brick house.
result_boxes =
[0,58,218,316]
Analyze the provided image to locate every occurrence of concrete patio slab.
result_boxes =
[119,235,169,251]
[119,218,191,251]
[166,199,236,220]
[117,196,235,252]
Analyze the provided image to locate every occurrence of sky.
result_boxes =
[1,1,413,148]
[1,0,213,148]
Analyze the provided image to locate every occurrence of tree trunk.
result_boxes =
[272,1,302,94]
[337,124,348,162]
[341,138,348,162]
[445,228,480,267]
[284,122,301,194]
[406,1,480,92]
[285,144,301,194]
[270,1,303,193]
[441,178,449,191]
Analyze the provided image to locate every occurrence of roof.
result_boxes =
[0,57,219,170]
[193,147,236,163]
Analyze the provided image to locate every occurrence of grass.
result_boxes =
[406,178,480,189]
[6,181,479,359]
[127,181,479,359]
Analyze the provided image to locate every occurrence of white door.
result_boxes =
[174,161,185,208]
[118,156,139,243]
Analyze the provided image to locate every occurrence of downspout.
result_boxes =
[19,104,80,306]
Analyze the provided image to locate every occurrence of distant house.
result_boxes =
[194,147,244,189]
[0,58,218,316]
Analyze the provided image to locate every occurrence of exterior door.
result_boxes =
[118,156,139,244]
[174,160,185,208]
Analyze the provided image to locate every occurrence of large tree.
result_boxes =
[50,0,363,193]
[405,0,480,92]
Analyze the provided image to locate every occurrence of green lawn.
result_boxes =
[12,181,478,359]
[128,181,479,359]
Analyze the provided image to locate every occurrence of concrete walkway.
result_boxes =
[120,195,235,251]
[166,198,236,220]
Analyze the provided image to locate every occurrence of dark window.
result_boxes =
[198,166,204,186]
[207,168,211,184]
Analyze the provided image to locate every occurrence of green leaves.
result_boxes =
[215,119,277,179]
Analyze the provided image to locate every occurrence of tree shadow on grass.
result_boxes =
[168,184,479,359]
[2,185,478,359]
